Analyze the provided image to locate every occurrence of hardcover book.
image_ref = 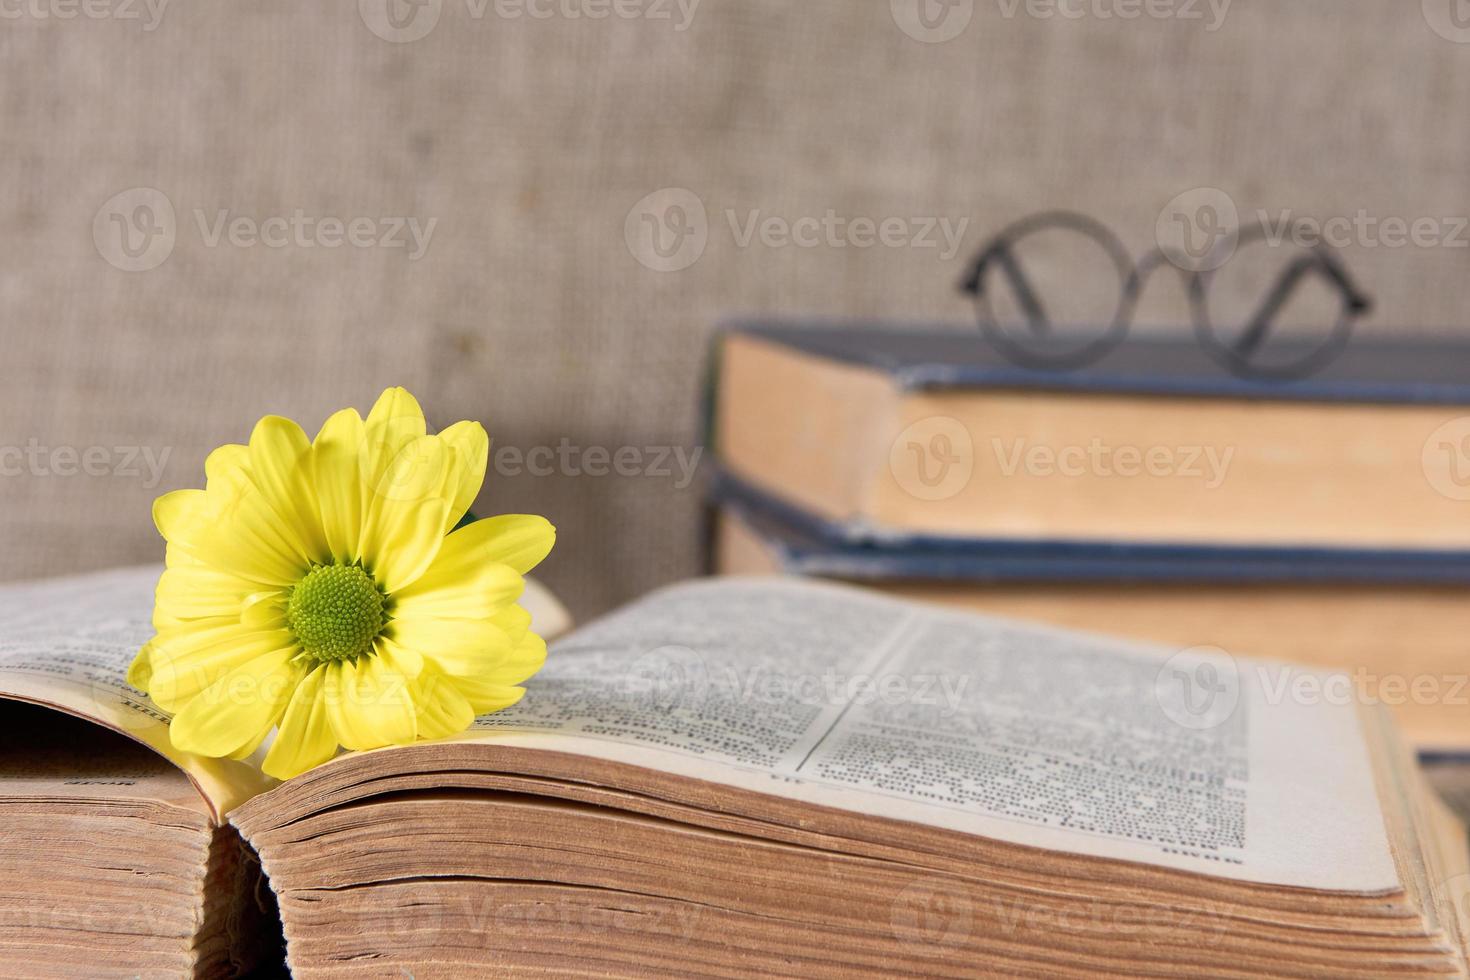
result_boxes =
[2,566,1469,977]
[710,319,1470,550]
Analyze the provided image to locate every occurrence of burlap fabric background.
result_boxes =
[2,1,1468,617]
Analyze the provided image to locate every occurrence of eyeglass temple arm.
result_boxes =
[1233,250,1374,357]
[961,243,1052,334]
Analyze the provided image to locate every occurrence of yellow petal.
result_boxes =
[128,642,154,691]
[227,718,277,761]
[452,677,527,717]
[262,666,339,779]
[169,648,304,758]
[491,604,532,646]
[147,616,244,652]
[365,386,426,435]
[204,443,251,492]
[430,514,555,577]
[311,408,367,563]
[322,662,369,752]
[147,627,300,712]
[154,566,268,623]
[365,433,452,511]
[375,635,423,679]
[359,435,452,591]
[494,630,547,687]
[390,614,511,676]
[436,420,489,531]
[323,656,417,751]
[365,498,448,594]
[248,416,330,564]
[219,486,318,585]
[393,559,522,621]
[414,670,475,741]
[359,387,427,511]
[162,483,310,587]
[404,518,553,614]
[153,489,209,543]
[240,591,288,630]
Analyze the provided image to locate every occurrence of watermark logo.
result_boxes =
[727,209,968,260]
[1154,645,1240,731]
[372,437,454,505]
[625,187,708,273]
[0,440,172,488]
[624,645,711,711]
[889,416,975,501]
[1423,0,1470,43]
[994,0,1231,30]
[1156,186,1238,272]
[193,209,436,259]
[0,0,170,29]
[93,189,436,271]
[626,189,967,271]
[360,0,698,39]
[1422,417,1470,501]
[890,876,973,954]
[890,0,974,43]
[492,439,703,490]
[359,0,443,42]
[93,187,176,272]
[1254,665,1470,710]
[1257,209,1469,251]
[991,437,1233,488]
[1159,189,1468,264]
[621,645,972,715]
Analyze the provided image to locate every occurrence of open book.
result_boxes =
[2,567,1468,977]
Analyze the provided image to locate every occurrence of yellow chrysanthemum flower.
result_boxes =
[127,387,555,780]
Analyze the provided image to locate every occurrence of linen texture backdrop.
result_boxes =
[1,0,1469,618]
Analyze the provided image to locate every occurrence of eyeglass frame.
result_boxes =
[958,209,1374,379]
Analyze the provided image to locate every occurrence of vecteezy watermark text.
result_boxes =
[193,209,437,259]
[887,418,1235,504]
[890,0,1229,44]
[1156,644,1470,732]
[0,0,168,29]
[358,0,700,43]
[623,188,971,273]
[1257,209,1470,251]
[627,647,973,716]
[93,187,437,272]
[492,440,703,489]
[992,437,1234,489]
[0,441,171,488]
[994,0,1230,29]
[725,209,970,262]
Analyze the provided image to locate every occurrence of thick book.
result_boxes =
[710,319,1470,550]
[3,567,1470,976]
[0,567,567,979]
[713,495,1470,752]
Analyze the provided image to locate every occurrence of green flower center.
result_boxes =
[287,563,386,664]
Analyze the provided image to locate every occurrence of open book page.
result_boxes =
[0,566,269,819]
[0,701,206,812]
[466,576,1399,893]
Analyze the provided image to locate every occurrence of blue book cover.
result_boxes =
[718,317,1470,404]
[713,469,1470,587]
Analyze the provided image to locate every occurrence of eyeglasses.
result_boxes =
[959,210,1374,379]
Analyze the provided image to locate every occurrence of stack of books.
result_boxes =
[10,330,1470,974]
[708,319,1470,753]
